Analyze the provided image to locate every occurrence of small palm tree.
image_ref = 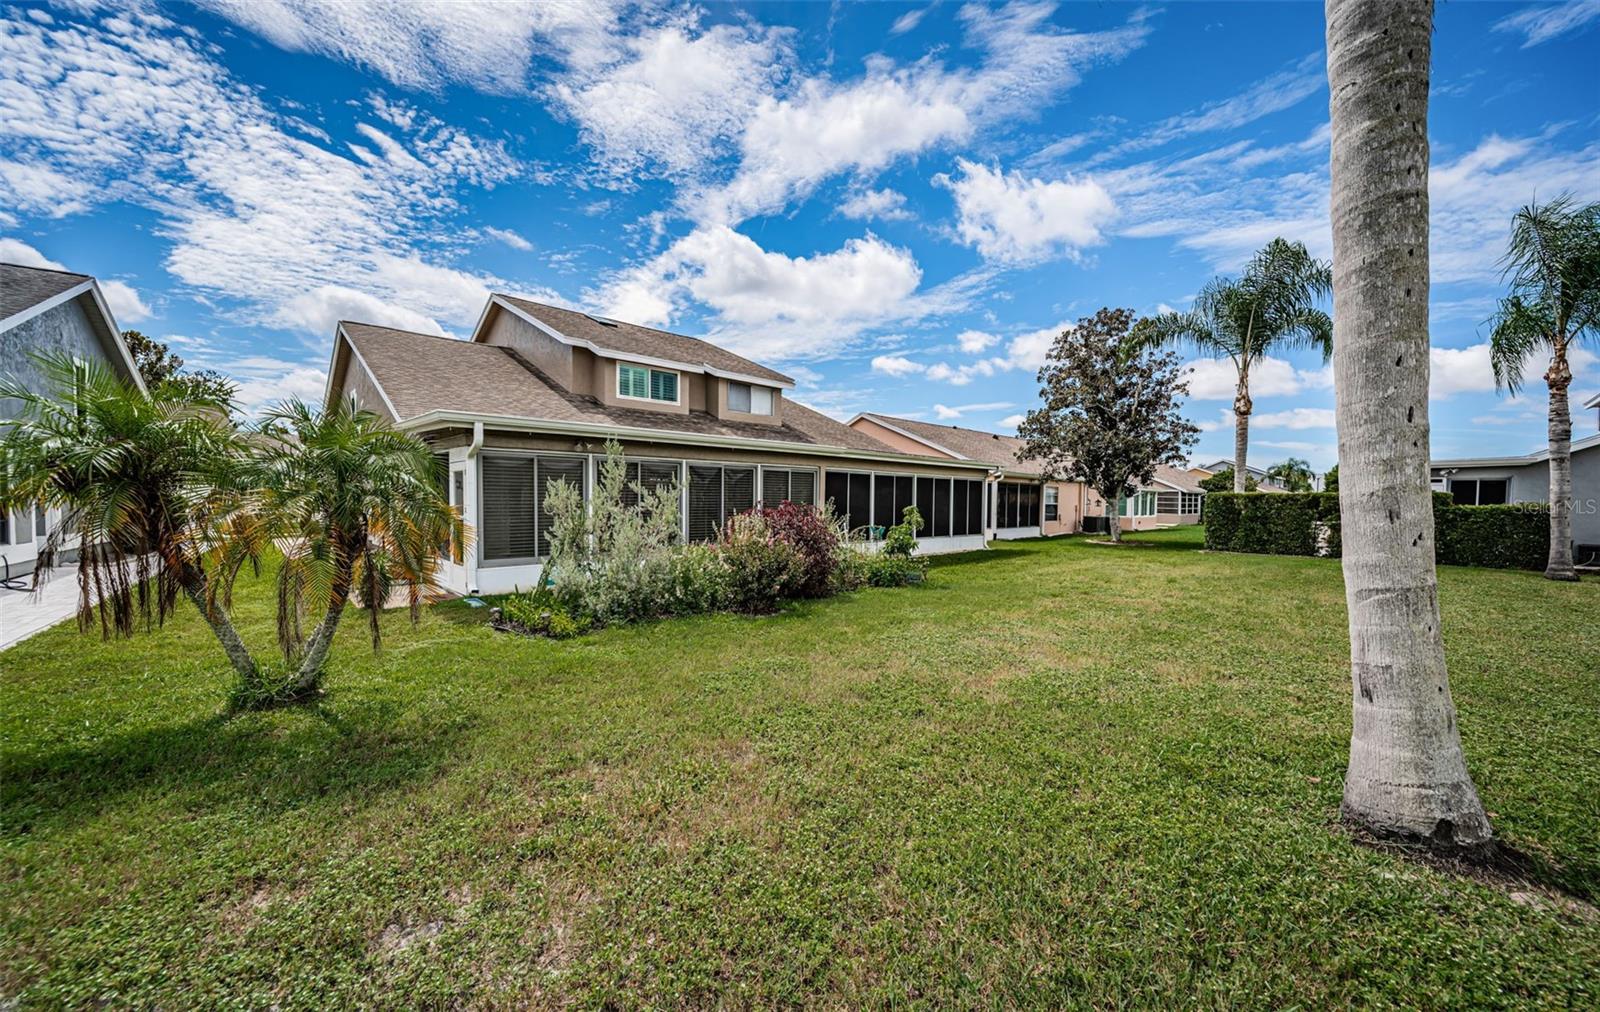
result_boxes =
[1130,238,1333,492]
[1487,194,1600,581]
[248,399,462,702]
[0,356,264,682]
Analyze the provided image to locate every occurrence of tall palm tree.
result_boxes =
[248,399,462,701]
[1487,195,1600,582]
[1129,238,1332,492]
[1326,0,1491,849]
[0,357,264,683]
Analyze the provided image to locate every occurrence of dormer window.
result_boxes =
[618,363,679,403]
[728,381,773,415]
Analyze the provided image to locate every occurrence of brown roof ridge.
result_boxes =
[0,261,92,281]
[338,320,476,344]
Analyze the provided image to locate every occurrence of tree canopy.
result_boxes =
[1016,307,1198,542]
[122,329,235,404]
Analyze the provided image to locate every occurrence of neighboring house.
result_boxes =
[1191,458,1297,491]
[1430,428,1600,560]
[1088,464,1208,531]
[0,263,146,580]
[323,295,1002,595]
[846,413,1083,538]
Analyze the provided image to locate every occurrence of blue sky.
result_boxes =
[2,0,1597,471]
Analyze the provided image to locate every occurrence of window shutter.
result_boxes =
[481,456,538,560]
[536,456,585,558]
[651,369,678,402]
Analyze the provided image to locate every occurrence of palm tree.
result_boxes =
[0,357,264,683]
[1264,457,1315,492]
[1326,0,1491,850]
[248,399,462,702]
[1129,238,1332,492]
[1487,195,1600,582]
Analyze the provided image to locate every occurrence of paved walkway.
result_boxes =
[0,564,85,651]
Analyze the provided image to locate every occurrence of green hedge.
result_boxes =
[1204,491,1549,570]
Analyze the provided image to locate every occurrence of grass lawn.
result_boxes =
[2,527,1597,1007]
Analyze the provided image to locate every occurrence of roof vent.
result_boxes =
[584,314,619,328]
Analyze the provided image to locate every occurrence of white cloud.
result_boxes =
[1494,0,1600,48]
[1253,407,1337,429]
[1182,356,1331,400]
[871,354,925,377]
[891,8,931,35]
[998,413,1026,429]
[0,9,527,337]
[940,159,1115,265]
[0,159,91,217]
[550,19,789,179]
[274,285,447,338]
[484,227,533,251]
[100,280,152,324]
[838,187,913,222]
[933,400,1014,419]
[956,328,999,353]
[216,355,331,416]
[593,226,966,361]
[1430,343,1497,401]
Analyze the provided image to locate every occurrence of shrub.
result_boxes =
[830,548,870,593]
[755,500,849,598]
[1205,490,1549,570]
[1436,503,1550,570]
[543,440,684,624]
[718,511,806,613]
[864,552,927,587]
[660,543,731,615]
[498,587,593,639]
[882,505,922,558]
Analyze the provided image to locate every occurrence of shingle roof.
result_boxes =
[856,413,1046,475]
[340,322,893,454]
[1149,464,1206,493]
[490,295,794,386]
[0,262,92,323]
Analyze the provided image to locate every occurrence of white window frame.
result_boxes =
[756,465,819,507]
[1044,486,1060,522]
[616,362,682,405]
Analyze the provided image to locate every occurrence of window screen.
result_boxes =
[481,456,538,561]
[894,476,914,527]
[1477,479,1508,505]
[650,370,677,402]
[762,467,790,504]
[536,456,585,558]
[933,478,951,536]
[969,481,984,534]
[689,465,724,542]
[1156,491,1180,514]
[847,472,872,533]
[873,474,896,531]
[915,477,934,536]
[824,471,849,522]
[724,466,755,519]
[728,382,752,413]
[789,469,815,505]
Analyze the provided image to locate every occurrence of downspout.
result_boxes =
[465,421,483,595]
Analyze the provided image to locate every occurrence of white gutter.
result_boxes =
[399,409,995,473]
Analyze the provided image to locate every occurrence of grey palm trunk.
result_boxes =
[1545,348,1578,580]
[1326,0,1491,847]
[1233,378,1252,493]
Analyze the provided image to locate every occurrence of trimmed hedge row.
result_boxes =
[1204,491,1549,570]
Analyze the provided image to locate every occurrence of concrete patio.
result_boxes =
[0,564,87,651]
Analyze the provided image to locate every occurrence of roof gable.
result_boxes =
[0,262,146,392]
[854,412,1044,475]
[478,295,794,387]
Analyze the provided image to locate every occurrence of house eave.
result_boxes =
[396,409,997,470]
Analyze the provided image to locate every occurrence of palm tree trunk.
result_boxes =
[177,565,260,686]
[1233,376,1253,493]
[1326,0,1491,849]
[1544,348,1578,580]
[288,598,346,695]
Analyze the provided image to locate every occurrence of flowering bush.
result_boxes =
[717,511,806,613]
[750,500,849,598]
[661,543,731,615]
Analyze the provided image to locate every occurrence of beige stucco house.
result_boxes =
[846,413,1084,537]
[324,296,1024,595]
